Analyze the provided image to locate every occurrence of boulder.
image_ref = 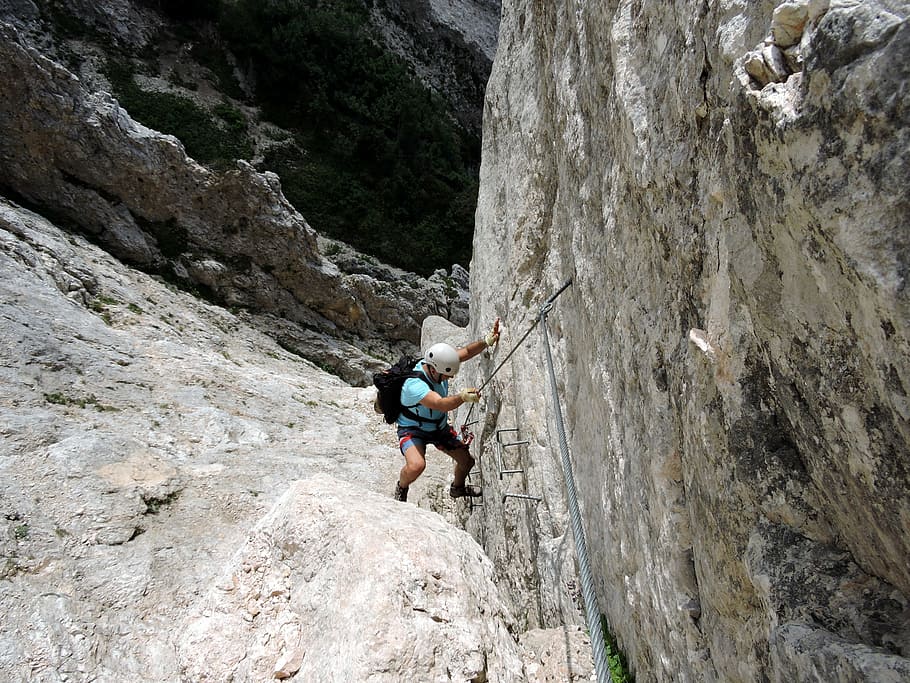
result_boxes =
[177,475,526,682]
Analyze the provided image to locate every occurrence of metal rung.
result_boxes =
[499,469,523,480]
[502,493,542,503]
[497,443,524,481]
[496,428,526,479]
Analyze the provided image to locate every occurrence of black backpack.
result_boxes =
[372,355,435,426]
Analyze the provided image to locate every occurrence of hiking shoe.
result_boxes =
[449,483,482,499]
[394,482,409,502]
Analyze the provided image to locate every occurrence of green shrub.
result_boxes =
[43,392,119,411]
[216,0,477,275]
[601,615,635,683]
[104,59,252,165]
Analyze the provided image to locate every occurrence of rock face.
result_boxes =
[0,20,468,385]
[0,197,395,678]
[178,475,525,682]
[5,0,908,680]
[464,0,910,681]
[369,0,501,134]
[0,199,591,681]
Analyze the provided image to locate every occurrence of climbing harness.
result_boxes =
[459,422,477,447]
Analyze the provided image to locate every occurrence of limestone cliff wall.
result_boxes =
[465,1,910,681]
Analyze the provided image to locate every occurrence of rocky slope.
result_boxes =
[462,0,910,681]
[0,19,471,386]
[0,0,500,137]
[0,199,593,681]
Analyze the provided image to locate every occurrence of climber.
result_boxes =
[393,318,500,503]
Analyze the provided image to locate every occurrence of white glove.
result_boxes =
[459,388,481,403]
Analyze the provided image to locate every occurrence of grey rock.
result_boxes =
[0,0,41,45]
[771,1,811,48]
[519,627,594,682]
[464,0,910,680]
[0,0,37,22]
[746,520,910,661]
[0,22,467,386]
[368,0,501,133]
[0,199,553,681]
[770,623,910,683]
[745,49,775,87]
[62,0,162,49]
[762,43,791,82]
[177,475,527,682]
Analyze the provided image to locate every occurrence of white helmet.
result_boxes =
[425,342,461,376]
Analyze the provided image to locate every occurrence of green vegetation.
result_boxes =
[141,491,180,514]
[13,524,29,540]
[44,391,79,406]
[154,0,477,275]
[89,294,118,325]
[601,615,634,683]
[44,392,119,412]
[92,295,119,307]
[103,59,252,168]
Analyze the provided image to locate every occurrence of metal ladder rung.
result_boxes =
[502,493,542,503]
[496,428,527,479]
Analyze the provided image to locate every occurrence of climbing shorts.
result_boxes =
[397,425,466,456]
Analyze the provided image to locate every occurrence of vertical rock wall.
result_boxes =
[466,1,910,681]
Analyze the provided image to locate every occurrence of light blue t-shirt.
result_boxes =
[398,360,449,429]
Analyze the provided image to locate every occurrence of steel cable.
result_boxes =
[454,279,609,681]
[540,287,610,683]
